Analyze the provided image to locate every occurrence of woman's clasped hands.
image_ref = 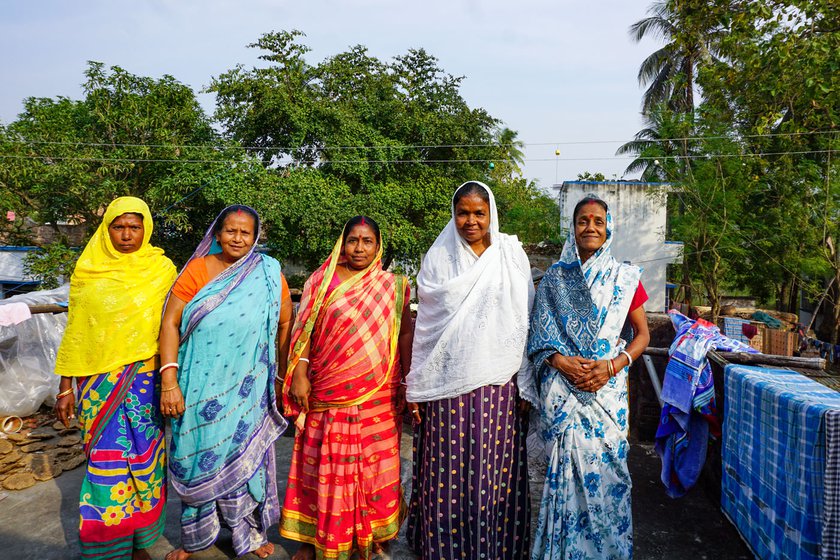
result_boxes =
[550,353,613,393]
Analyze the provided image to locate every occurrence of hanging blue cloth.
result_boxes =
[655,311,757,498]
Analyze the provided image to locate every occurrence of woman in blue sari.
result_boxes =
[158,205,292,560]
[528,195,649,559]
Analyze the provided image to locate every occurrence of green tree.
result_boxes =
[664,117,755,319]
[628,0,839,331]
[575,171,608,181]
[629,0,721,114]
[3,35,562,284]
[208,31,553,267]
[0,62,267,272]
[615,106,693,181]
[693,0,839,332]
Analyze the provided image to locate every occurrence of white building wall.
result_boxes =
[0,248,38,283]
[554,181,682,312]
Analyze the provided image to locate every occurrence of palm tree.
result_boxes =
[495,127,525,168]
[616,125,666,181]
[630,0,720,115]
[616,106,693,180]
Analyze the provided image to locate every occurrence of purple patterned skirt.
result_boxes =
[407,378,531,560]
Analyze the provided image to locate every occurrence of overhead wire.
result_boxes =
[3,132,835,301]
[2,129,836,151]
[0,149,834,165]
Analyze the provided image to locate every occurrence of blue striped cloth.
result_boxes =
[824,410,840,559]
[721,317,750,344]
[722,365,840,559]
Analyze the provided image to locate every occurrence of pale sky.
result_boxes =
[1,0,661,190]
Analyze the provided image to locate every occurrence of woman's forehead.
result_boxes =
[577,202,606,218]
[110,213,143,225]
[346,224,377,238]
[455,194,490,211]
[222,212,256,228]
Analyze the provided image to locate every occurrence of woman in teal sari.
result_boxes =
[158,205,293,560]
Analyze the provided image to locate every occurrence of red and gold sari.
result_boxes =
[280,232,408,560]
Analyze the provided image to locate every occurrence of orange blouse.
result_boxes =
[171,256,290,303]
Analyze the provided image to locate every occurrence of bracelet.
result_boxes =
[56,388,75,400]
[160,362,179,373]
[608,359,615,377]
[161,384,180,392]
[620,350,633,368]
[274,375,284,383]
[298,358,310,364]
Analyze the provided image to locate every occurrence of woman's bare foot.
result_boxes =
[291,543,315,560]
[131,548,151,560]
[252,542,274,558]
[164,548,193,560]
[372,541,389,556]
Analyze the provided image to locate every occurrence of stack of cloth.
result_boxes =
[722,365,840,560]
[721,316,752,345]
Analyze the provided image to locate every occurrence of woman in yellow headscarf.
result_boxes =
[54,197,177,560]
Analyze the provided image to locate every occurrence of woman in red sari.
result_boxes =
[280,216,413,560]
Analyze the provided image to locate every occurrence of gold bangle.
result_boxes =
[161,384,180,392]
[56,388,75,399]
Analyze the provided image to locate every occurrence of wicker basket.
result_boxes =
[747,323,765,352]
[764,329,797,357]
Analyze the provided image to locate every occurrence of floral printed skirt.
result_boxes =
[77,360,166,559]
[530,382,633,560]
[406,379,531,560]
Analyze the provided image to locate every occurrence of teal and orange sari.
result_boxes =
[76,358,167,559]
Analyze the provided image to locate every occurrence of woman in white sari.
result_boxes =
[528,194,649,559]
[406,181,536,560]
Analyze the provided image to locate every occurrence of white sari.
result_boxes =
[406,181,536,403]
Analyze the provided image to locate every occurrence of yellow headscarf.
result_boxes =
[55,197,177,376]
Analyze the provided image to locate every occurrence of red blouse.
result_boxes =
[630,282,648,312]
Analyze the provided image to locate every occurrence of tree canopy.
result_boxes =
[622,0,839,335]
[1,32,561,285]
[208,30,556,267]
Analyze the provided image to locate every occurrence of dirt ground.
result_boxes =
[0,425,753,560]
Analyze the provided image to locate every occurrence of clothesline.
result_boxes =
[803,336,840,364]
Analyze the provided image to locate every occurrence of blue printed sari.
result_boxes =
[528,198,641,560]
[167,209,288,555]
